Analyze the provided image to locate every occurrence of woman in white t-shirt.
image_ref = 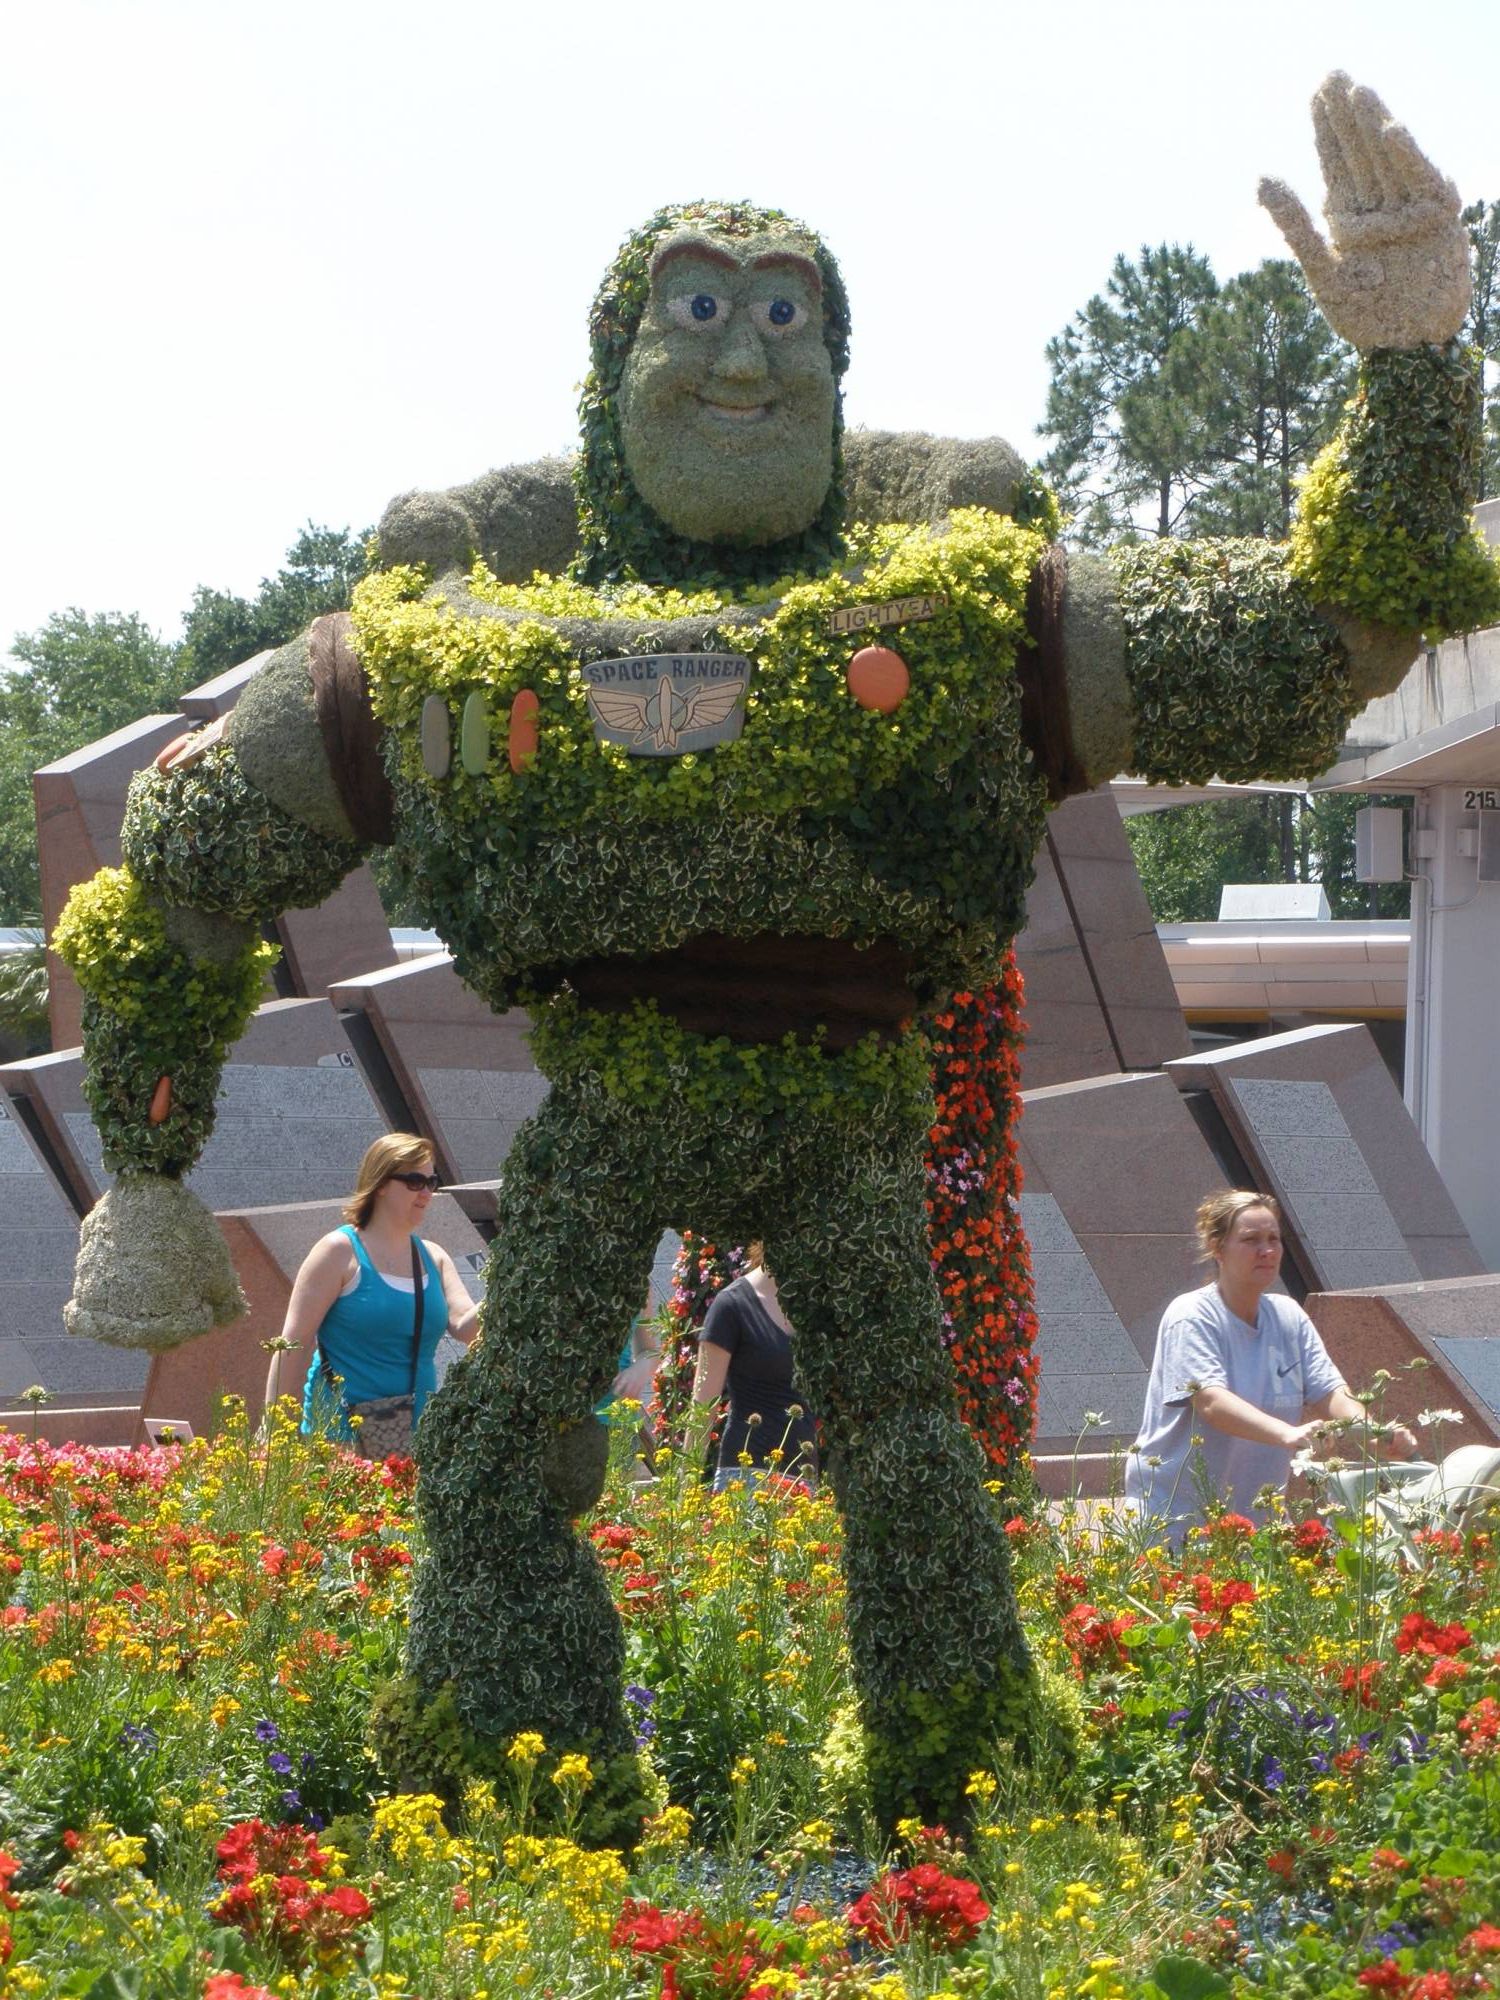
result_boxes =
[1125,1189,1418,1539]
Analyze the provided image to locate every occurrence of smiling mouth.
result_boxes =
[696,396,774,423]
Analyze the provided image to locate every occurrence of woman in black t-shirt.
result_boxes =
[692,1245,817,1490]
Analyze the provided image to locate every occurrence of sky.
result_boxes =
[2,0,1498,669]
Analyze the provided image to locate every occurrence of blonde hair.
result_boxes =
[1194,1188,1282,1264]
[343,1133,435,1229]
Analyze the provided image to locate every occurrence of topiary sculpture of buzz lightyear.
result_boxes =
[53,75,1500,1835]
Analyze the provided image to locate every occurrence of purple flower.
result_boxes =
[254,1719,279,1743]
[307,1811,326,1832]
[267,1750,293,1776]
[1262,1755,1285,1791]
[301,1751,316,1774]
[624,1683,655,1709]
[119,1722,157,1752]
[280,1790,301,1813]
[1374,1924,1418,1954]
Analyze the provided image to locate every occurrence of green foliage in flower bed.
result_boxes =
[2,1410,1498,1999]
[1289,343,1500,641]
[51,866,275,1175]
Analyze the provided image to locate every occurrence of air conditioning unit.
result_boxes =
[1355,806,1404,884]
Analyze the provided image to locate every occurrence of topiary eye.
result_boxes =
[755,296,805,336]
[665,293,729,330]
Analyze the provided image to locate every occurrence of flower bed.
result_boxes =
[0,1406,1496,1997]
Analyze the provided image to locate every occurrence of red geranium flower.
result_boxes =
[1423,1656,1469,1691]
[1458,1696,1500,1758]
[1408,1974,1454,2000]
[1394,1614,1471,1659]
[1463,1923,1500,1959]
[847,1865,989,1949]
[1357,1963,1410,1993]
[1339,1661,1385,1707]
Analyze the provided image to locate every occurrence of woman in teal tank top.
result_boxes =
[263,1133,480,1452]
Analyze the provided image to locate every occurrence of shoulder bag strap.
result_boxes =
[315,1226,358,1389]
[409,1237,426,1396]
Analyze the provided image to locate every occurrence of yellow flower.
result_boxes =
[550,1752,593,1791]
[507,1731,546,1765]
[639,1805,693,1853]
[965,1769,999,1800]
[463,1777,498,1822]
[38,1658,76,1685]
[372,1791,448,1864]
[729,1755,757,1786]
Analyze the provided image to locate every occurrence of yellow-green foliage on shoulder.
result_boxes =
[1290,342,1500,641]
[53,868,276,1175]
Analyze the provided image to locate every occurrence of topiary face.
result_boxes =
[617,230,836,549]
[574,200,851,588]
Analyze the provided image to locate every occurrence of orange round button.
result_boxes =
[508,688,540,774]
[847,646,910,714]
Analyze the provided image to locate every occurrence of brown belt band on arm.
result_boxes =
[308,611,397,846]
[1019,542,1089,804]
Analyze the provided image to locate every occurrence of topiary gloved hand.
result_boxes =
[1259,72,1470,351]
[65,1174,247,1352]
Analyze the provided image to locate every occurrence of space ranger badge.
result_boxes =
[582,654,753,757]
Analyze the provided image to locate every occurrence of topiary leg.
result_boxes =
[768,1114,1037,1829]
[379,1087,663,1839]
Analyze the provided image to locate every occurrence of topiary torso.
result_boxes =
[357,507,1052,1105]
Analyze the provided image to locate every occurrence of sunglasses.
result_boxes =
[388,1171,441,1193]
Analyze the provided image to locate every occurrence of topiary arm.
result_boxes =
[1287,342,1500,650]
[1048,79,1500,794]
[55,654,369,1350]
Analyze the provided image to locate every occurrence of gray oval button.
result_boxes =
[460,690,490,774]
[420,694,451,779]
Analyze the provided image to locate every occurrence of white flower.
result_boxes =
[1416,1408,1464,1428]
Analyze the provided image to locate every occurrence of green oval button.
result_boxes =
[420,695,451,779]
[460,690,490,774]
